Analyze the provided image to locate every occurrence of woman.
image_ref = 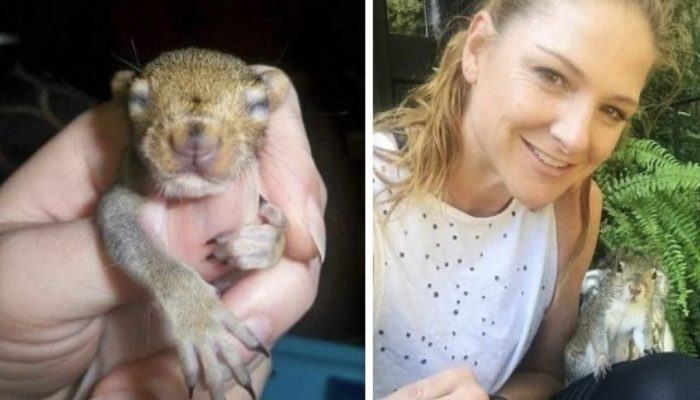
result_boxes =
[374,0,699,399]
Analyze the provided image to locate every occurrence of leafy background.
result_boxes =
[595,2,700,355]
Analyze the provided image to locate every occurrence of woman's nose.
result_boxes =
[550,100,594,156]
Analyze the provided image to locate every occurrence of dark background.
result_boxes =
[0,0,364,346]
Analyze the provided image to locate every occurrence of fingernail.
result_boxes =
[243,315,273,345]
[306,195,326,262]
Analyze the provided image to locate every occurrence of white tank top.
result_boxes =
[373,133,558,398]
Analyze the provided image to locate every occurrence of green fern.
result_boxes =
[596,137,700,355]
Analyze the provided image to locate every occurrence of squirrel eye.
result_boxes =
[245,87,269,122]
[652,270,658,280]
[130,94,149,108]
[128,79,150,116]
[616,262,623,273]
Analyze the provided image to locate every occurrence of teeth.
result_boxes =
[530,145,569,168]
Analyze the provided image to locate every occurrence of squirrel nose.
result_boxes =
[629,285,642,297]
[170,123,219,164]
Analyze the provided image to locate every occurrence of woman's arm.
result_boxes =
[497,181,604,400]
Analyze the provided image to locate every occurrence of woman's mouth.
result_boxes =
[522,139,572,170]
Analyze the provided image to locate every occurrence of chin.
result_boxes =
[517,197,551,212]
[509,183,560,212]
[160,174,228,199]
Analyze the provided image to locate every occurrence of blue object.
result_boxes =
[262,335,365,400]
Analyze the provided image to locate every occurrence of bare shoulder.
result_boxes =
[553,180,602,272]
[552,179,603,310]
[516,180,603,378]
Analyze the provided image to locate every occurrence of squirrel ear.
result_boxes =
[111,70,137,100]
[111,70,149,117]
[252,66,290,112]
[655,269,668,295]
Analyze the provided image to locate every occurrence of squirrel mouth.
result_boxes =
[176,153,217,177]
[169,130,222,177]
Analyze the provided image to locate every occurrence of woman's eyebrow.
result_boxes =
[535,44,585,79]
[535,44,639,108]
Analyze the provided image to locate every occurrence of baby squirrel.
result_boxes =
[564,250,670,384]
[93,48,289,400]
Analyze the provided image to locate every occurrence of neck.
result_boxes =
[444,113,512,217]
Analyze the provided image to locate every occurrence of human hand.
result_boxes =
[383,367,490,400]
[0,72,326,399]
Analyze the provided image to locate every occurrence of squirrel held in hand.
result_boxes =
[564,250,671,384]
[82,48,290,400]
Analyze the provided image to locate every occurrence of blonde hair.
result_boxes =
[375,0,686,265]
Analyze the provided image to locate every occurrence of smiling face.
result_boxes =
[456,0,657,212]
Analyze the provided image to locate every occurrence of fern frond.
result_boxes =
[607,166,700,203]
[612,138,682,171]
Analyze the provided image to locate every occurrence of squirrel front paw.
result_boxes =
[644,347,660,355]
[593,354,611,380]
[207,198,286,270]
[171,300,267,400]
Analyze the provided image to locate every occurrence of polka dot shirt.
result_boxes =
[373,133,557,398]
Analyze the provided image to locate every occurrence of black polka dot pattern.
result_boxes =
[372,187,558,395]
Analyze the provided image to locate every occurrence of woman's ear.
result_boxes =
[462,10,497,84]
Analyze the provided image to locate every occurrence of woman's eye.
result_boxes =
[601,105,628,122]
[535,67,566,88]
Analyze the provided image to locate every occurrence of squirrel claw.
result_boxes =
[254,343,270,358]
[243,382,257,400]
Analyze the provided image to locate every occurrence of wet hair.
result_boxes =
[375,0,687,267]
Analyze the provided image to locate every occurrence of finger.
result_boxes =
[91,350,189,399]
[250,70,327,262]
[386,383,450,400]
[387,367,479,400]
[0,102,128,227]
[218,256,320,354]
[434,393,488,400]
[0,218,141,325]
[435,386,490,400]
[92,348,272,400]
